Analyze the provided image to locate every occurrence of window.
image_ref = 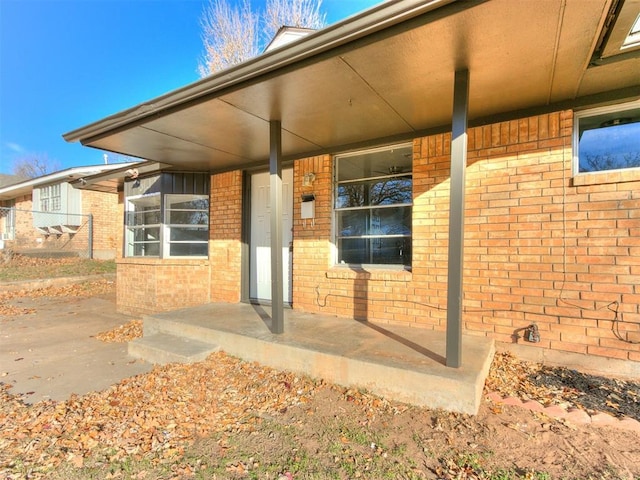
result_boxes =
[164,195,209,257]
[124,172,210,259]
[125,193,209,258]
[0,201,15,240]
[40,184,61,212]
[334,144,412,267]
[126,193,161,257]
[574,100,640,174]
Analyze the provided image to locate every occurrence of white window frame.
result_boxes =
[163,194,209,258]
[125,193,161,258]
[333,143,413,268]
[1,203,15,241]
[40,184,61,212]
[573,99,640,176]
[125,192,209,258]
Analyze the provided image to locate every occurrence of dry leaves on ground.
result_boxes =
[485,351,640,420]
[0,352,322,477]
[0,280,115,317]
[0,351,638,479]
[95,320,143,343]
[1,253,80,268]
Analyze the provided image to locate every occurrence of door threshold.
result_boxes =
[247,299,293,309]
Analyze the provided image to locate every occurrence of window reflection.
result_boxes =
[334,144,412,267]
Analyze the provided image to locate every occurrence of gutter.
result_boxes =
[63,0,465,145]
[69,161,170,191]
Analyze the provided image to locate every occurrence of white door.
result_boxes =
[250,168,293,303]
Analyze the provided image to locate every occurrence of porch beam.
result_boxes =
[269,120,285,334]
[446,69,469,368]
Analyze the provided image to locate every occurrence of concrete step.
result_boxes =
[128,332,219,365]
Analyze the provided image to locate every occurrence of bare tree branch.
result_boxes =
[12,154,60,178]
[262,0,326,44]
[197,0,259,77]
[198,0,325,77]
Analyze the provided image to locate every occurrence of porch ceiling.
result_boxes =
[64,0,640,172]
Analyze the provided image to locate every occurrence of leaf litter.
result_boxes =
[96,320,143,343]
[0,352,323,478]
[486,351,640,420]
[0,279,115,317]
[1,278,639,479]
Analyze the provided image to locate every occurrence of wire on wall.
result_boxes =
[555,121,639,344]
[313,116,639,344]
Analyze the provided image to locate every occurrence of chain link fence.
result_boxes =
[0,206,93,259]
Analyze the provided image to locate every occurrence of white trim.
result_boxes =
[0,163,138,200]
[333,142,413,267]
[163,193,209,259]
[572,99,640,177]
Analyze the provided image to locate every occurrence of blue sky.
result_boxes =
[0,0,381,175]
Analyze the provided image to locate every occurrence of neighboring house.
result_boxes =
[0,174,26,250]
[0,164,136,259]
[0,174,27,188]
[65,0,640,374]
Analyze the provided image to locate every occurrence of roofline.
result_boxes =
[0,164,137,198]
[263,26,318,52]
[63,0,475,145]
[69,160,172,191]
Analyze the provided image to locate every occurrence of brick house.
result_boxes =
[0,165,135,259]
[65,0,640,374]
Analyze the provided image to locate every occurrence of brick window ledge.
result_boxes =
[326,266,411,282]
[116,257,210,267]
[573,169,640,187]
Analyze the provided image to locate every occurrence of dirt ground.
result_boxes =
[1,275,639,479]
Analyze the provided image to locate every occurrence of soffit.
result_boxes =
[72,0,640,172]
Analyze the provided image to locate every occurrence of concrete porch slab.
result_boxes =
[136,303,495,415]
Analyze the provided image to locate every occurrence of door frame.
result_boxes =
[241,166,294,306]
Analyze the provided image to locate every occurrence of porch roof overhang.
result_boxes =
[70,161,171,193]
[63,0,640,171]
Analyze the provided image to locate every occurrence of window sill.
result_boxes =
[326,266,411,282]
[117,257,210,266]
[573,168,640,187]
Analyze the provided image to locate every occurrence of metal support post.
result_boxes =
[88,213,94,259]
[269,120,284,334]
[446,69,469,368]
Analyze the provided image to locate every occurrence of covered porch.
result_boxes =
[129,302,495,415]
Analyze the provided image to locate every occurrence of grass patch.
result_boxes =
[0,257,116,282]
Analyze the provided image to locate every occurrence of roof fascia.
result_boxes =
[0,164,137,197]
[70,161,169,190]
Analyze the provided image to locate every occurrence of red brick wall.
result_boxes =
[209,170,243,302]
[112,110,639,363]
[291,111,640,363]
[10,195,33,248]
[116,170,243,314]
[81,189,121,259]
[117,258,211,316]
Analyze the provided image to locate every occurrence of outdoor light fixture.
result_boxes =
[302,172,316,187]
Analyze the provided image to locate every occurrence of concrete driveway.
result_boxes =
[0,287,152,404]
